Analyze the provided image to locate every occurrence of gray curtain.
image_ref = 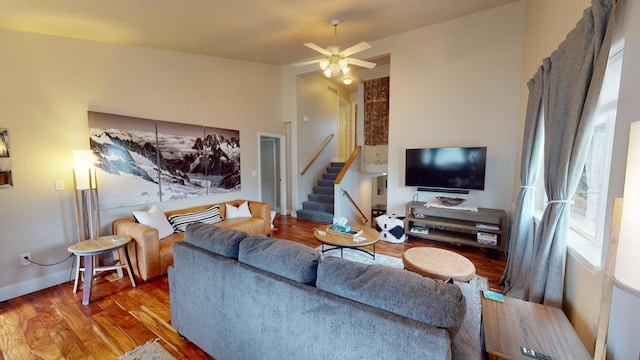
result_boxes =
[500,67,544,298]
[528,0,616,307]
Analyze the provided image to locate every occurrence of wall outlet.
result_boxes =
[20,252,31,266]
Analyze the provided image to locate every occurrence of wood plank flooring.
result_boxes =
[0,215,506,359]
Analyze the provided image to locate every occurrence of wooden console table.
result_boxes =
[482,295,591,359]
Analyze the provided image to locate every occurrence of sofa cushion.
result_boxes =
[168,205,222,232]
[184,222,247,259]
[238,236,320,285]
[316,257,466,331]
[133,205,174,238]
[225,201,252,219]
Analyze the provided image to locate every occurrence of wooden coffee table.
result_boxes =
[68,235,136,305]
[314,226,380,259]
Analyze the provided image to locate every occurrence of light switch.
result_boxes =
[251,170,257,177]
[54,180,64,191]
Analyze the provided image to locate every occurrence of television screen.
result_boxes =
[405,147,487,190]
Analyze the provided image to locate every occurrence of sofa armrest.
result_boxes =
[112,218,162,281]
[247,201,271,235]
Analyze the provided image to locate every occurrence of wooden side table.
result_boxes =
[68,235,137,305]
[482,294,591,359]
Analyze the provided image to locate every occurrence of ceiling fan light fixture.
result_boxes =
[319,59,330,70]
[329,62,341,74]
[323,68,332,78]
[342,66,350,75]
[338,58,348,69]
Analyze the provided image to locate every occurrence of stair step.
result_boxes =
[302,201,334,213]
[296,209,334,223]
[330,162,345,168]
[326,166,343,174]
[317,179,334,187]
[313,186,334,195]
[308,193,333,204]
[322,173,338,181]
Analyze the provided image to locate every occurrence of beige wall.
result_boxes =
[283,2,526,220]
[0,28,284,300]
[294,73,347,212]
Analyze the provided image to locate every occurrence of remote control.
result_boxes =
[521,346,556,360]
[112,236,126,241]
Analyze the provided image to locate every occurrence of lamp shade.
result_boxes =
[615,121,640,292]
[73,149,97,190]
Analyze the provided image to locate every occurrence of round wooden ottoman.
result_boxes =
[402,247,476,282]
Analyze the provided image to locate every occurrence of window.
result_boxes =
[569,49,623,245]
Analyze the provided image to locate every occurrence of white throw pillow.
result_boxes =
[133,205,174,238]
[225,201,252,219]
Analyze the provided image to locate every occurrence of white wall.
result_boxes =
[0,28,284,301]
[383,2,526,215]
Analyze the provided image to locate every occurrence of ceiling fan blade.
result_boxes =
[347,58,377,69]
[303,43,333,57]
[340,42,371,57]
[294,59,323,67]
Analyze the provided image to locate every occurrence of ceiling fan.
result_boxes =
[296,19,376,78]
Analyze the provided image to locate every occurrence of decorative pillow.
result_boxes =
[238,236,320,285]
[225,201,252,219]
[184,222,247,259]
[167,205,222,232]
[132,205,174,238]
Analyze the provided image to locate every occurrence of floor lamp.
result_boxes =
[72,149,101,293]
[73,149,100,240]
[595,121,640,360]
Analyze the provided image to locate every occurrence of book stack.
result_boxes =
[477,231,498,245]
[410,226,430,235]
[475,223,500,230]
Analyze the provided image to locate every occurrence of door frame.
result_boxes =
[257,132,287,215]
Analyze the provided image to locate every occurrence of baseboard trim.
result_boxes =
[0,270,70,302]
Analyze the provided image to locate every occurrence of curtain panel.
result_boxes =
[363,77,390,164]
[500,67,544,299]
[502,0,616,307]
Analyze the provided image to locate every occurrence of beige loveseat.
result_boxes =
[113,199,271,281]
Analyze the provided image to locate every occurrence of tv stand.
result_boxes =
[404,201,507,253]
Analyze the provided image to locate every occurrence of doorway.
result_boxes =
[259,133,286,215]
[337,97,353,161]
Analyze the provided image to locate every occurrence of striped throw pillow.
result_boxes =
[168,205,222,232]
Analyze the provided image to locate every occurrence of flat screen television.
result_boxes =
[405,146,487,190]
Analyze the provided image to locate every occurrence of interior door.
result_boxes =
[260,136,280,212]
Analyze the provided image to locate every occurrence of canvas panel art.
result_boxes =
[88,112,241,209]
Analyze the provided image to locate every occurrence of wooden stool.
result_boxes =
[68,235,136,305]
[402,247,476,282]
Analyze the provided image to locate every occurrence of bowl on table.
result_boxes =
[435,196,466,207]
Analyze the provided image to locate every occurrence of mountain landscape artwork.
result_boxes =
[88,112,240,209]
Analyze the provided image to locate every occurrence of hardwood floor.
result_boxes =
[0,215,505,359]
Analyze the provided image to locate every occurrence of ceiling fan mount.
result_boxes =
[295,19,376,78]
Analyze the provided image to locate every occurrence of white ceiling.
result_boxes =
[0,0,519,66]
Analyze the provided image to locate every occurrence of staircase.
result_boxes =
[296,162,344,223]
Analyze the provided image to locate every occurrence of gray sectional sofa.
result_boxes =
[168,223,482,360]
